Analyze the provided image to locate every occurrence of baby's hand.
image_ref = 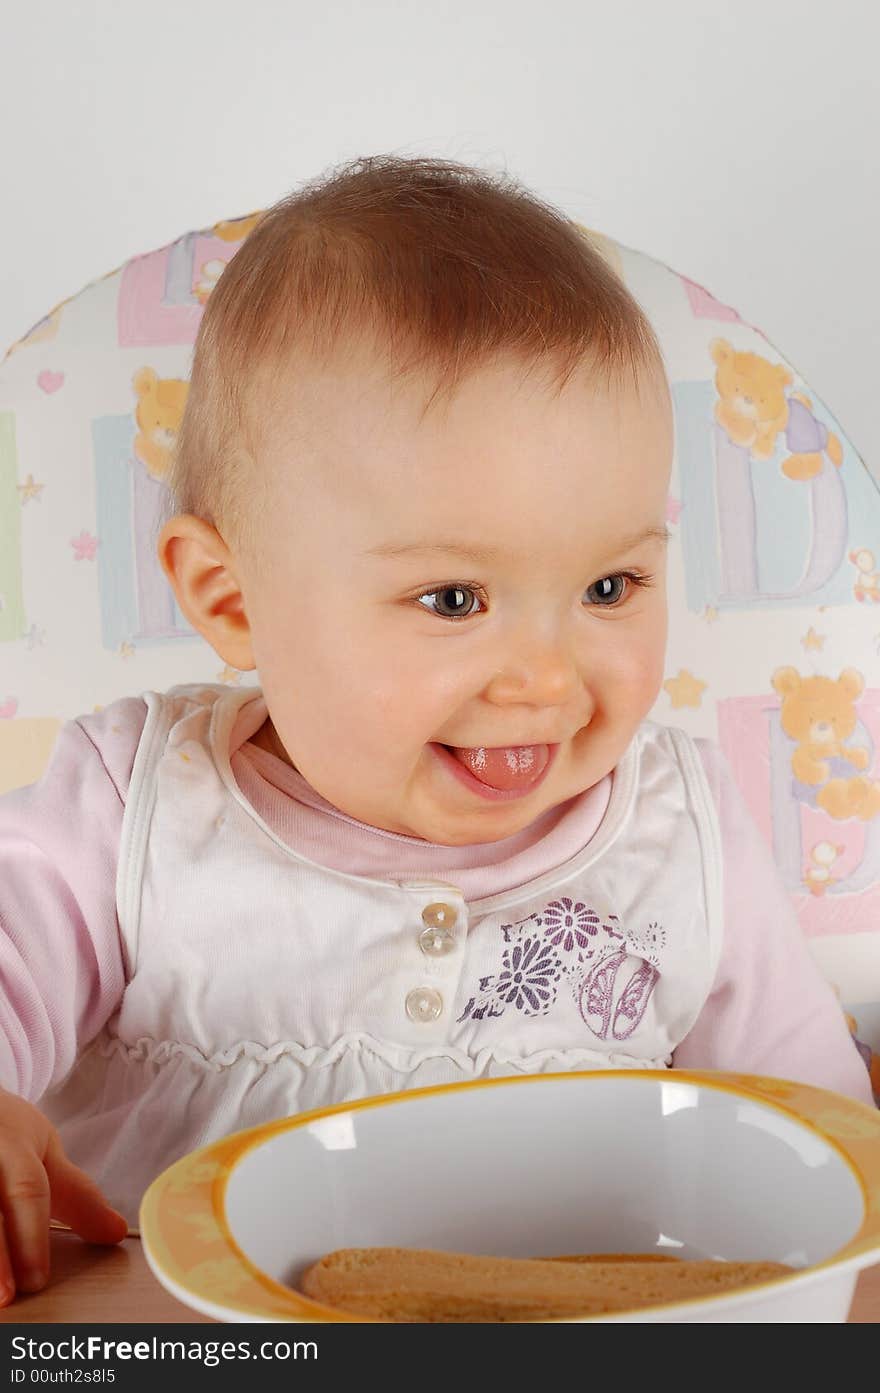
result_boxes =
[0,1088,128,1305]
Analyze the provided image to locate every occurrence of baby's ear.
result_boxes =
[157,515,256,671]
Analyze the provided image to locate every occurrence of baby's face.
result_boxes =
[239,346,673,845]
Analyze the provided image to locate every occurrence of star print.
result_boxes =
[17,474,44,503]
[117,641,135,660]
[71,531,98,561]
[217,665,241,685]
[663,669,707,709]
[703,605,719,623]
[802,627,826,652]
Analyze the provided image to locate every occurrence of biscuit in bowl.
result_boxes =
[299,1247,795,1322]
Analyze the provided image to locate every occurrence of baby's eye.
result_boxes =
[416,585,484,620]
[585,574,628,606]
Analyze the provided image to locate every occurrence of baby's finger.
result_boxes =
[0,1211,18,1306]
[0,1144,51,1293]
[43,1133,128,1245]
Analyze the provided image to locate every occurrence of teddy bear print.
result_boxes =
[803,840,845,896]
[711,339,843,481]
[194,258,228,305]
[849,549,880,604]
[211,211,265,242]
[772,666,880,821]
[132,367,189,481]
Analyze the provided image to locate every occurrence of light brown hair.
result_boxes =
[168,154,666,546]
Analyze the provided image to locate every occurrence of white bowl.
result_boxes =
[140,1069,880,1322]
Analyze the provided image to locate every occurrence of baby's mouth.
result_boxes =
[440,743,553,792]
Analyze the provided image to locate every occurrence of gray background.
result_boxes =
[2,0,877,480]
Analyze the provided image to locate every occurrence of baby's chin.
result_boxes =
[387,791,574,848]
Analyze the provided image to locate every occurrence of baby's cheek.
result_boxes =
[620,628,667,714]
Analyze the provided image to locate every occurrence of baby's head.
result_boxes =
[160,155,673,846]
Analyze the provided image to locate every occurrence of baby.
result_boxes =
[0,155,873,1305]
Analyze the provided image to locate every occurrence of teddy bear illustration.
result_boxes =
[803,840,845,896]
[194,257,227,305]
[132,367,189,482]
[711,339,843,481]
[771,666,880,821]
[849,549,880,603]
[211,211,265,242]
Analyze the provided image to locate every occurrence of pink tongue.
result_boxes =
[449,745,550,791]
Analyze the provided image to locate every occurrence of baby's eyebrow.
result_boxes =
[365,525,669,564]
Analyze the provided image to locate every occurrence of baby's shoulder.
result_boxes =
[72,683,233,800]
[73,695,150,802]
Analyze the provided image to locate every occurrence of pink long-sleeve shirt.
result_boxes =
[0,696,873,1109]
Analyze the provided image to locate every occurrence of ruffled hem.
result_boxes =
[94,1030,670,1075]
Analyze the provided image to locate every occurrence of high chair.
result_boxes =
[1,204,878,1086]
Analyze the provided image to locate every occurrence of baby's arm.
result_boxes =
[0,700,146,1300]
[672,740,875,1107]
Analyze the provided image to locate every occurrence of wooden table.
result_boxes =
[0,1232,877,1322]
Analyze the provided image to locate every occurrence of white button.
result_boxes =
[419,925,456,957]
[421,902,458,930]
[405,987,444,1022]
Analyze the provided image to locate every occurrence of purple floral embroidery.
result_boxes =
[612,959,659,1039]
[458,895,662,1037]
[579,950,625,1038]
[577,950,659,1040]
[495,936,562,1014]
[458,936,562,1020]
[458,975,505,1022]
[540,898,601,953]
[625,920,666,967]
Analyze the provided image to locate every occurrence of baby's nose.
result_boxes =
[484,633,581,707]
